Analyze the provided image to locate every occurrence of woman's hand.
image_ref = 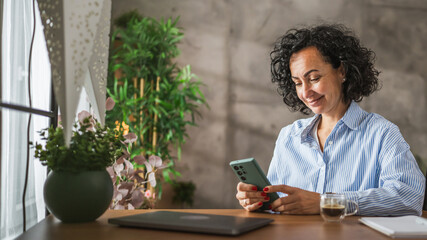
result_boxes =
[263,185,321,214]
[236,182,270,211]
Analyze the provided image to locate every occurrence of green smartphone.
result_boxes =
[230,158,279,211]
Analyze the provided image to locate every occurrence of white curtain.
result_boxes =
[1,0,51,239]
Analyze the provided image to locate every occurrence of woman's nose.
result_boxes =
[301,83,313,99]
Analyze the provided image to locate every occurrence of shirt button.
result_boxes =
[328,141,333,145]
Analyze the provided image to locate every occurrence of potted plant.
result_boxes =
[33,100,124,223]
[106,11,208,204]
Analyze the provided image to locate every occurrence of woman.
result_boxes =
[235,24,425,216]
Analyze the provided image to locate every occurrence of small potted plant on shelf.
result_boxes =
[33,98,124,223]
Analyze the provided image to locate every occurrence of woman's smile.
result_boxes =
[306,95,324,107]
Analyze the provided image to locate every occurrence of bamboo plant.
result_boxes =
[106,11,208,200]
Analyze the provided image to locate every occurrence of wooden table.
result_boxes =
[16,209,427,240]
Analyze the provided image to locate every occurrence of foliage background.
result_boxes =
[106,11,208,200]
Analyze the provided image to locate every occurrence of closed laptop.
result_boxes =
[108,211,273,236]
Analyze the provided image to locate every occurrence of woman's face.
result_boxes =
[289,46,346,117]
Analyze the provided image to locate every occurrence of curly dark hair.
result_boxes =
[270,24,380,115]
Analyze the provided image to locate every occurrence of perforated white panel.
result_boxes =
[85,0,112,126]
[37,0,110,145]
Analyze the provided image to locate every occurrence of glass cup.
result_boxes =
[320,193,359,222]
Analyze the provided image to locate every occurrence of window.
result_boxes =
[0,0,52,239]
[1,1,104,238]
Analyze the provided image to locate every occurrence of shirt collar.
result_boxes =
[299,101,367,142]
[300,115,321,144]
[341,101,367,130]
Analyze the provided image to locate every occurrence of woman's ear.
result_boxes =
[338,62,346,79]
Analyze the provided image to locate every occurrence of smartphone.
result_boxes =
[230,158,279,211]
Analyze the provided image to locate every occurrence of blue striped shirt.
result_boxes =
[267,101,425,216]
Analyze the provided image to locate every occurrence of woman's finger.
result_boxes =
[268,194,298,210]
[236,190,267,200]
[240,196,269,206]
[237,182,259,191]
[263,184,296,194]
[272,201,299,212]
[268,189,321,214]
[244,201,263,212]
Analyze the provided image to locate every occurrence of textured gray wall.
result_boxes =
[111,0,427,209]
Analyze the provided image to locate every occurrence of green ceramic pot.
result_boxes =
[43,170,113,223]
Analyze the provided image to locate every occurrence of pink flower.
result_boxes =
[106,166,115,180]
[123,133,137,143]
[148,155,162,168]
[114,205,125,210]
[144,155,163,187]
[77,110,95,130]
[147,171,156,187]
[131,189,144,208]
[113,161,124,175]
[106,97,115,111]
[145,190,152,198]
[116,155,126,165]
[78,110,91,123]
[133,155,146,165]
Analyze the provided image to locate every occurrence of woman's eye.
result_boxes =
[294,82,302,86]
[310,77,320,82]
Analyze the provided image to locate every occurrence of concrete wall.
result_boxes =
[111,0,427,209]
